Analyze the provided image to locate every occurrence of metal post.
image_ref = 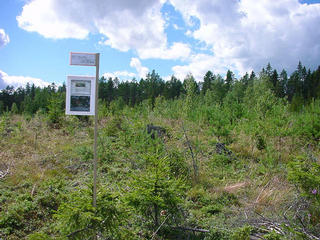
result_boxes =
[93,53,99,208]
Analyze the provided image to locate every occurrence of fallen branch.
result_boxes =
[173,226,210,233]
[181,123,198,180]
[0,167,10,179]
[67,226,91,238]
[151,214,170,240]
[254,212,320,240]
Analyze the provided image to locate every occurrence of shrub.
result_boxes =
[11,102,19,114]
[47,94,64,127]
[231,225,253,240]
[204,228,230,240]
[0,197,37,235]
[263,230,283,240]
[54,185,120,239]
[295,99,320,141]
[126,154,186,230]
[288,156,320,225]
[27,232,53,240]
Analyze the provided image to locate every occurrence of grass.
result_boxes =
[0,99,319,239]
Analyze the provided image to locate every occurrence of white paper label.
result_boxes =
[66,76,96,115]
[70,52,96,66]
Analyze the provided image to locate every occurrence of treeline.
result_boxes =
[0,82,65,115]
[1,61,320,114]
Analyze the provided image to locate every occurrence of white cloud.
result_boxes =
[16,0,320,77]
[172,53,234,81]
[17,0,89,39]
[103,71,136,80]
[162,75,173,81]
[138,42,191,60]
[16,0,189,60]
[0,29,10,47]
[0,70,51,89]
[173,24,179,30]
[170,0,320,75]
[130,58,149,78]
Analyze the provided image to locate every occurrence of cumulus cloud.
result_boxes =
[170,0,320,79]
[130,58,149,78]
[103,71,136,80]
[17,0,188,60]
[16,0,320,79]
[0,70,51,89]
[172,53,235,81]
[17,0,89,39]
[138,42,191,60]
[0,29,10,47]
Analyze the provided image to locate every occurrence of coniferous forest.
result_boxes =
[1,61,320,239]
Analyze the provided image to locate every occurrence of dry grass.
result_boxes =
[0,114,90,189]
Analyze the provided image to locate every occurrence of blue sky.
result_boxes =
[0,0,320,89]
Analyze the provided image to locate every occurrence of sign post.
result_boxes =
[93,53,99,208]
[67,52,100,210]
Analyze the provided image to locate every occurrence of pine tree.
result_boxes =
[183,74,198,117]
[11,102,19,114]
[202,71,214,94]
[225,70,234,93]
[249,71,256,86]
[278,69,288,98]
[0,101,3,114]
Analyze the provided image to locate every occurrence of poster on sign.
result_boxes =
[66,76,96,115]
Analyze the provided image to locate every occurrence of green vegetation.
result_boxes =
[0,62,320,239]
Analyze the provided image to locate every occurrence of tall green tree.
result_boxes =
[143,70,165,108]
[163,75,183,100]
[225,70,235,93]
[202,70,214,94]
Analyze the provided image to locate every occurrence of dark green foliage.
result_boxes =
[126,154,186,229]
[54,186,120,239]
[288,156,320,226]
[0,100,4,114]
[204,230,230,240]
[1,62,320,115]
[166,149,189,178]
[35,179,67,213]
[294,99,320,140]
[225,70,235,93]
[47,93,64,126]
[263,231,283,240]
[0,178,67,238]
[202,71,215,94]
[11,102,19,114]
[231,225,253,240]
[164,75,183,99]
[0,196,37,235]
[256,135,266,150]
[27,232,53,240]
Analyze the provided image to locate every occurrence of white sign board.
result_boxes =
[70,52,96,66]
[66,76,96,115]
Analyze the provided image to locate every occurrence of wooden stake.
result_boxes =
[93,53,99,208]
[93,53,99,240]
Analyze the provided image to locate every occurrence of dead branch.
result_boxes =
[181,123,198,180]
[0,166,10,179]
[255,180,271,203]
[173,226,210,233]
[151,214,170,240]
[67,226,91,238]
[254,212,320,240]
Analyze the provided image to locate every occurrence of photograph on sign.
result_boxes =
[66,76,96,115]
[70,80,91,111]
[70,52,96,66]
